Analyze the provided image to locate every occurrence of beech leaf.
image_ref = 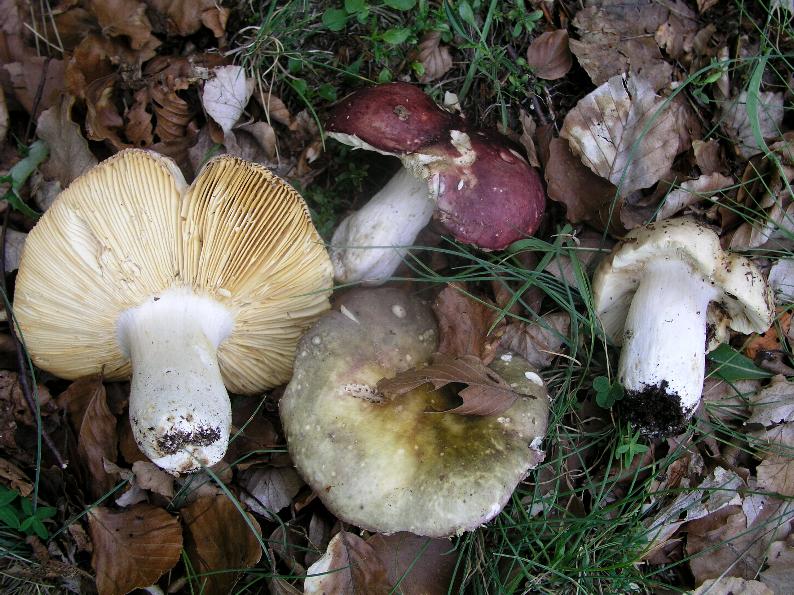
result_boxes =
[182,496,263,595]
[561,73,679,194]
[377,353,518,416]
[526,30,572,80]
[304,531,391,595]
[202,65,254,135]
[89,504,182,595]
[416,31,453,83]
[433,283,504,364]
[76,379,118,500]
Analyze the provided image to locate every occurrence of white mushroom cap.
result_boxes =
[15,149,333,471]
[592,217,774,436]
[593,218,773,343]
[279,288,548,537]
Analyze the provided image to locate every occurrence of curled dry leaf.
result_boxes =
[544,137,624,233]
[722,90,785,159]
[0,457,33,496]
[561,73,679,194]
[498,313,571,370]
[570,0,679,92]
[416,31,453,83]
[130,460,174,498]
[89,504,182,595]
[754,424,794,498]
[146,0,227,37]
[241,466,304,519]
[182,496,263,595]
[367,532,458,595]
[77,380,118,500]
[433,283,504,364]
[692,139,725,175]
[690,577,773,595]
[202,65,254,136]
[760,536,794,593]
[256,93,292,127]
[769,258,794,305]
[518,109,540,168]
[88,0,160,54]
[526,30,572,80]
[36,95,98,190]
[377,353,519,417]
[3,57,66,115]
[657,173,733,221]
[304,531,391,595]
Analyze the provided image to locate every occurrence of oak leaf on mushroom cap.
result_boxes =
[279,287,549,537]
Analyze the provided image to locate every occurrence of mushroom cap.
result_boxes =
[326,82,457,154]
[14,149,333,393]
[327,83,546,250]
[593,217,773,343]
[279,288,548,537]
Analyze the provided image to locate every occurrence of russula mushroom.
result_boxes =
[279,287,548,537]
[14,150,333,473]
[326,82,546,285]
[592,217,774,436]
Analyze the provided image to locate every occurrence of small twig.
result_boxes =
[25,57,50,144]
[1,210,67,469]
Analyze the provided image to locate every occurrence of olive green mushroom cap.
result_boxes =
[279,288,549,537]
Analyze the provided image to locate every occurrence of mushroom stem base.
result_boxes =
[118,288,234,473]
[617,258,718,436]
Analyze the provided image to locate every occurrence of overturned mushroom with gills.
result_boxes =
[326,82,546,285]
[14,150,333,473]
[592,217,773,436]
[280,287,549,537]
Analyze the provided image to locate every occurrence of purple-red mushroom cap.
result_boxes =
[327,83,546,251]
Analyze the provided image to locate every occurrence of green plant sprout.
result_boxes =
[0,486,57,540]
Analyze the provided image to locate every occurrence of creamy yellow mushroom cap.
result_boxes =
[14,149,333,393]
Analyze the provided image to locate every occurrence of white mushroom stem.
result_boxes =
[331,167,433,285]
[618,258,718,415]
[117,288,234,474]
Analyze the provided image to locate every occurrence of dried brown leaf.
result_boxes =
[304,531,391,595]
[125,88,154,147]
[3,57,65,115]
[561,73,679,194]
[131,461,174,498]
[256,94,292,127]
[658,173,733,221]
[58,375,105,445]
[690,577,773,595]
[182,496,262,595]
[0,457,33,496]
[416,31,453,83]
[36,95,98,188]
[89,504,182,595]
[569,0,676,91]
[200,6,229,38]
[526,30,572,80]
[499,313,571,370]
[87,0,160,54]
[518,109,540,168]
[723,91,785,159]
[693,139,725,175]
[544,137,624,233]
[77,380,118,499]
[686,506,766,583]
[433,283,504,364]
[146,0,221,36]
[760,536,794,593]
[367,532,457,594]
[241,466,304,519]
[755,424,794,497]
[377,353,518,416]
